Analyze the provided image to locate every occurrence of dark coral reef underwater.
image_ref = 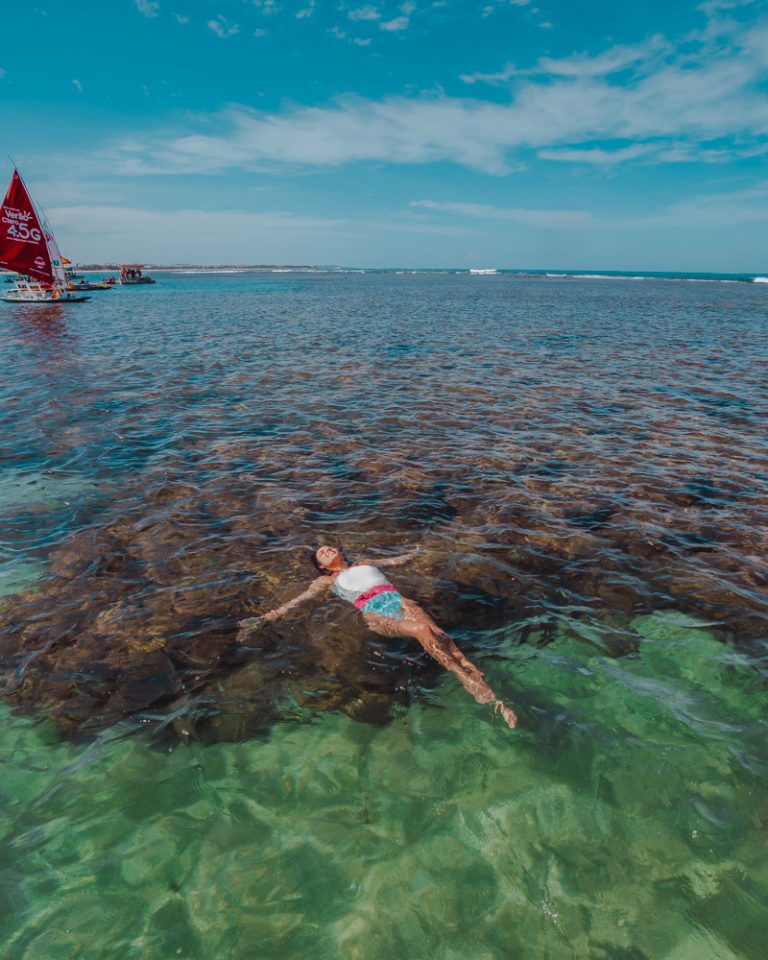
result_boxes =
[1,412,765,743]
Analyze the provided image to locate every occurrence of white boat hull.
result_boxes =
[1,280,89,303]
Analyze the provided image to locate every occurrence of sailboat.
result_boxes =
[0,169,89,303]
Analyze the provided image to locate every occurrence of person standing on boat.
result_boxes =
[238,545,517,728]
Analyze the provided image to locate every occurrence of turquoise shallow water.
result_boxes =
[1,611,767,959]
[1,271,767,957]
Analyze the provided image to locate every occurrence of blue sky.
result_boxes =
[1,0,767,268]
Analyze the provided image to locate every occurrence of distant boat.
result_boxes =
[60,258,113,291]
[0,169,89,303]
[469,268,498,275]
[68,278,114,291]
[62,259,85,282]
[119,264,155,285]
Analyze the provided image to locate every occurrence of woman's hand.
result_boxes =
[236,616,267,642]
[237,576,332,638]
[238,608,280,634]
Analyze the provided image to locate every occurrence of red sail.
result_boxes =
[0,170,54,283]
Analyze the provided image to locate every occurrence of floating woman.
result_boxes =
[238,545,517,728]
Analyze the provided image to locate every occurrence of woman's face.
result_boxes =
[315,545,343,572]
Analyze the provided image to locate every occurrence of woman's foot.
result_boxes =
[494,700,518,729]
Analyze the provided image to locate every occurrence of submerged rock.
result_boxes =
[1,400,765,742]
[0,471,445,741]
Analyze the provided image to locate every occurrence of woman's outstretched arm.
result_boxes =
[360,546,420,568]
[238,575,333,635]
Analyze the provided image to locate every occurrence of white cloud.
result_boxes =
[135,0,160,17]
[66,15,768,177]
[412,181,768,231]
[462,36,670,86]
[536,37,670,78]
[537,144,657,164]
[410,199,592,228]
[174,12,190,23]
[380,15,410,30]
[208,15,239,37]
[655,141,768,163]
[742,23,768,66]
[329,20,373,44]
[698,0,756,15]
[540,139,768,167]
[348,5,381,21]
[0,69,6,80]
[72,79,83,92]
[480,0,531,9]
[636,180,768,226]
[460,63,517,85]
[101,98,524,175]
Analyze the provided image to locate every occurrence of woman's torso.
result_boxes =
[333,564,391,604]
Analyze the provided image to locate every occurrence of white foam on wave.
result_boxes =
[683,277,738,283]
[753,276,768,283]
[546,272,746,284]
[575,273,648,280]
[545,272,648,280]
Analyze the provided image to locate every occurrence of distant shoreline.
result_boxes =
[70,265,768,284]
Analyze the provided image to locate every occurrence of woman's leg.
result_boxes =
[363,599,517,728]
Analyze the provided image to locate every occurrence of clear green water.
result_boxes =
[2,610,766,960]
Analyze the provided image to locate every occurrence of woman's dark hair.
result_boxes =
[308,545,349,573]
